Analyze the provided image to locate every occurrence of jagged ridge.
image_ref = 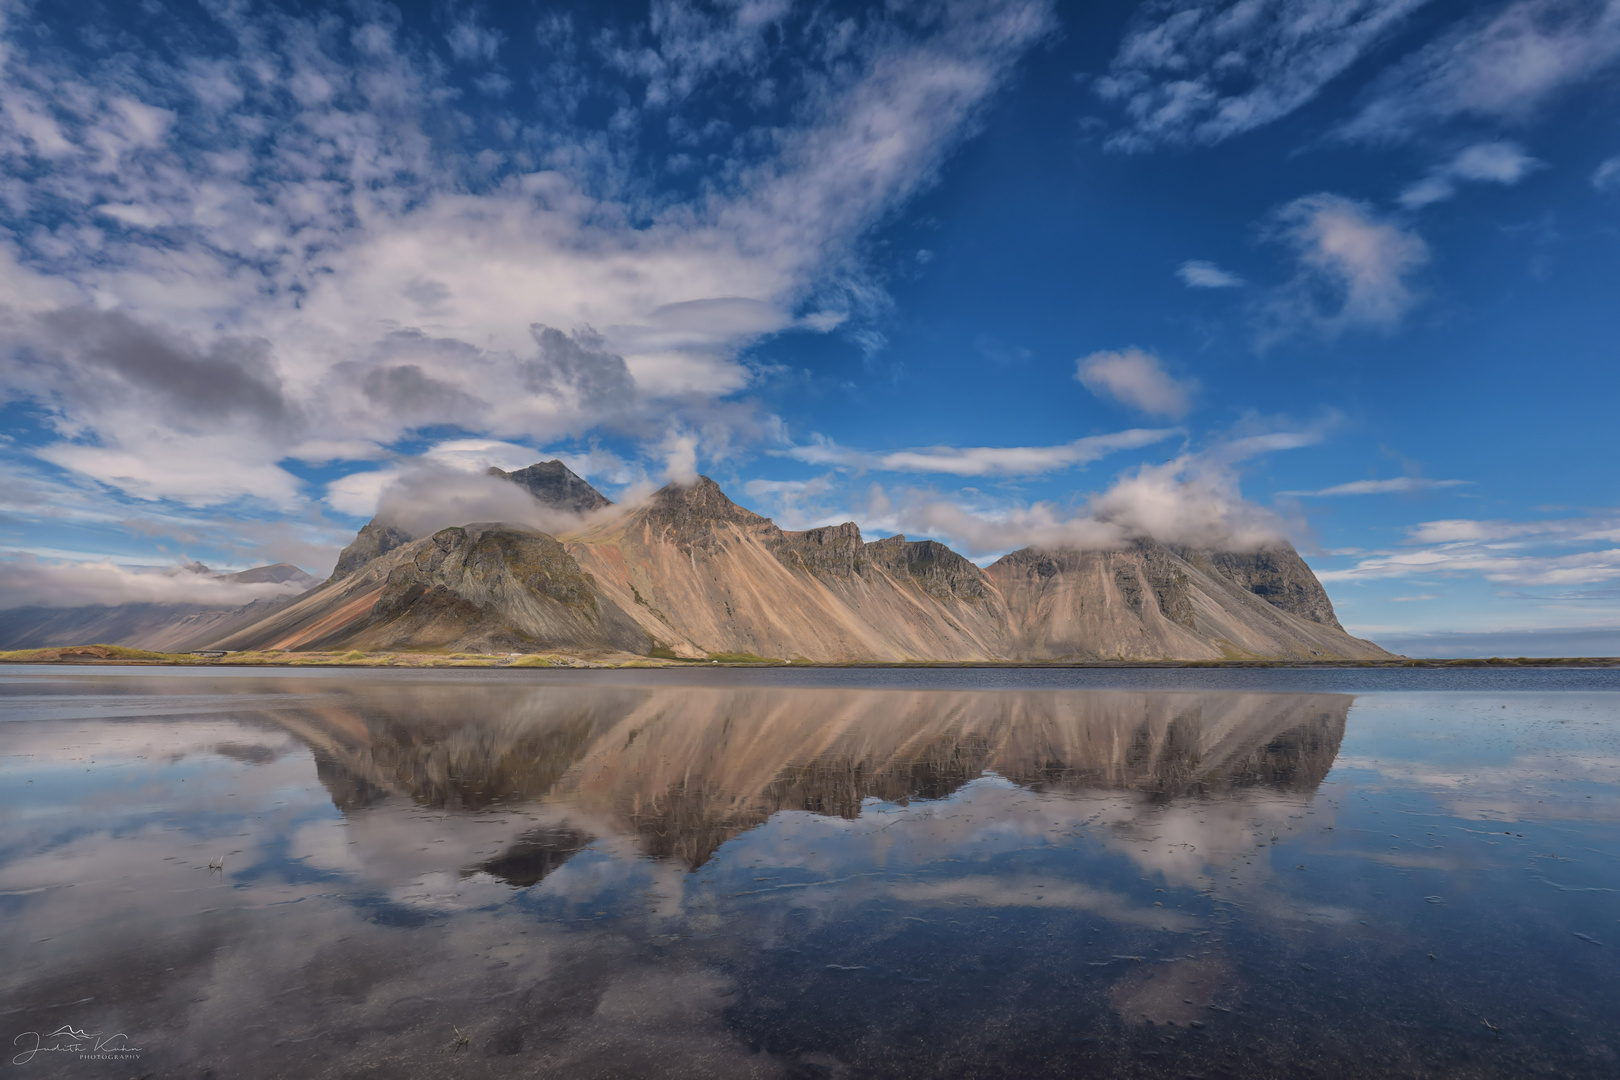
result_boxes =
[203,463,1386,661]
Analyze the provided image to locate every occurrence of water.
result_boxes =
[2,666,1617,1078]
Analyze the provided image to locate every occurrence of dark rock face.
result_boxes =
[1136,540,1197,629]
[332,520,413,579]
[1174,545,1344,630]
[361,524,651,654]
[772,522,867,577]
[488,460,612,514]
[865,534,991,602]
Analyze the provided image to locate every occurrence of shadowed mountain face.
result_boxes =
[204,464,1386,660]
[256,682,1349,877]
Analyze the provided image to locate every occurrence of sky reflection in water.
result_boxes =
[1,668,1617,1079]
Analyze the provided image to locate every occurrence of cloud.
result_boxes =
[602,0,795,109]
[1404,515,1620,544]
[0,0,1056,517]
[1261,193,1429,339]
[373,466,614,540]
[1279,477,1469,496]
[1075,348,1197,419]
[857,423,1323,557]
[1594,155,1620,190]
[1177,260,1244,288]
[1397,141,1545,208]
[446,18,503,64]
[324,437,583,520]
[1094,0,1432,151]
[328,448,627,541]
[1318,513,1620,586]
[778,427,1179,478]
[1339,0,1620,143]
[1371,624,1620,658]
[0,553,313,609]
[1321,546,1620,586]
[1390,593,1441,601]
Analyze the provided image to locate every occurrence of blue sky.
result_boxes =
[1,0,1618,655]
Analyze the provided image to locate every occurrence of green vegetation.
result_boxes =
[0,644,183,663]
[704,651,785,664]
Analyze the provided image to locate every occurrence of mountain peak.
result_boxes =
[487,460,612,514]
[648,476,770,527]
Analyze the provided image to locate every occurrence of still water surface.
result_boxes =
[2,666,1617,1078]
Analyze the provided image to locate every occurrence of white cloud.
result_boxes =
[855,423,1324,557]
[603,0,795,108]
[1319,513,1620,586]
[1279,477,1469,496]
[1262,193,1429,338]
[778,427,1178,478]
[1594,155,1620,191]
[1339,0,1620,143]
[0,0,1056,513]
[0,553,313,609]
[447,18,503,64]
[323,437,578,518]
[1177,260,1244,288]
[1398,141,1544,208]
[1075,348,1197,419]
[39,435,305,510]
[1321,546,1620,586]
[1405,515,1620,545]
[1095,0,1432,151]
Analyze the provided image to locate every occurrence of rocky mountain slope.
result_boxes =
[204,462,1387,661]
[986,541,1371,661]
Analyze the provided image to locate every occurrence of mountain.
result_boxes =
[211,522,651,654]
[0,563,321,651]
[328,459,614,580]
[563,477,1011,661]
[489,461,614,514]
[207,463,1389,661]
[986,541,1371,661]
[253,680,1350,873]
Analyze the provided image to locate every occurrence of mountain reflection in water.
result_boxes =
[280,684,1347,876]
[2,671,1617,1080]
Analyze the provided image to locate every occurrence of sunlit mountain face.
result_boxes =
[4,667,1617,1078]
[4,0,1620,656]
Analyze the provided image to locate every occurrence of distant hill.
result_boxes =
[207,464,1388,662]
[0,563,320,651]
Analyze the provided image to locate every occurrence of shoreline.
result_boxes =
[2,645,1616,669]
